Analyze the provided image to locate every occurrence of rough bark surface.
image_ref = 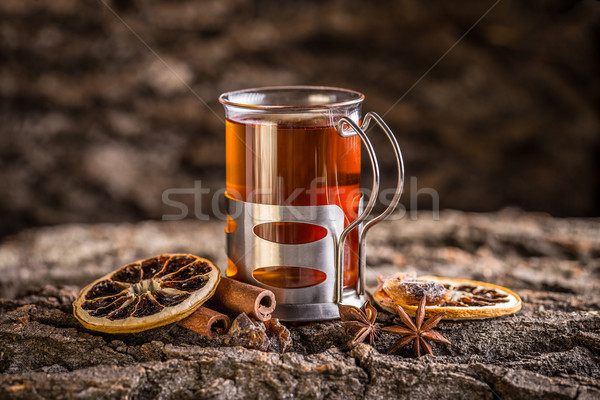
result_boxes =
[1,210,599,399]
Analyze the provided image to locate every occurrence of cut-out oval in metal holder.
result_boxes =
[252,266,327,288]
[253,222,328,245]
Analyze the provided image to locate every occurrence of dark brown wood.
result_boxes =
[1,211,599,399]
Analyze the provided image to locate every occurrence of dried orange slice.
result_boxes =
[383,278,450,306]
[373,275,521,320]
[73,254,221,333]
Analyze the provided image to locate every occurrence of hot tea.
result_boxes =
[225,117,361,288]
[220,86,404,321]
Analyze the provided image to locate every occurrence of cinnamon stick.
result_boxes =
[207,277,276,322]
[178,306,230,337]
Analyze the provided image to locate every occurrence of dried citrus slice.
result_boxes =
[373,275,521,320]
[383,278,450,306]
[73,254,221,333]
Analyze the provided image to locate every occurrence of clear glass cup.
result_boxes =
[219,86,403,320]
[221,86,363,289]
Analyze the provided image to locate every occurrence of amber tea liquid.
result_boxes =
[225,117,361,289]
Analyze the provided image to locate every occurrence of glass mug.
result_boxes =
[220,86,404,321]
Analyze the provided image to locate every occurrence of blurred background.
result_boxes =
[1,0,599,239]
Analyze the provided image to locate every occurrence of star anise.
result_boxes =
[338,300,380,347]
[382,296,450,357]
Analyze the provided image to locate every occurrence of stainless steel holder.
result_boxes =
[225,112,404,321]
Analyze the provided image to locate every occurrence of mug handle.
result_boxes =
[357,113,405,295]
[335,116,380,303]
[335,112,405,302]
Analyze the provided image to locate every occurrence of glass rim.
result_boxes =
[219,85,365,111]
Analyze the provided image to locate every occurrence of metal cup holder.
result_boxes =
[226,112,404,321]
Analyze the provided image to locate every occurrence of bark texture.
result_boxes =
[1,210,599,399]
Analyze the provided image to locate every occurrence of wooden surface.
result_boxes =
[0,209,599,399]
